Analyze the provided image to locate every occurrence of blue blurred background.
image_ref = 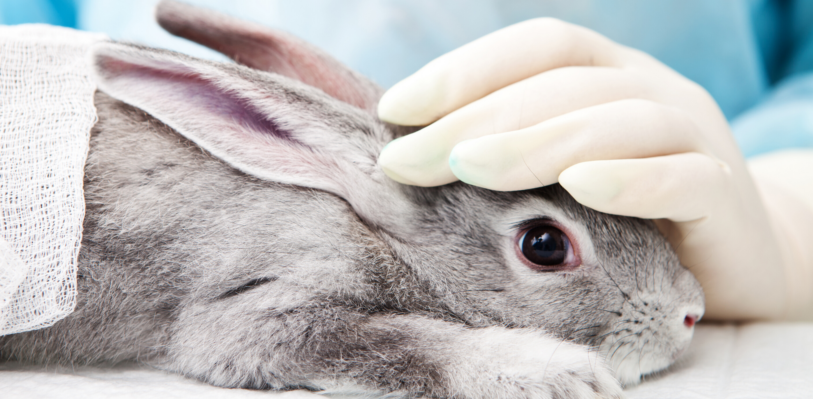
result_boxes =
[2,0,813,157]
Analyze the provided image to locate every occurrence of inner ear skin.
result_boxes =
[95,52,294,141]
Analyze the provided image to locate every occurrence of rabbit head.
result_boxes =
[84,0,706,386]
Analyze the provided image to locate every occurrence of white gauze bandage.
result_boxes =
[0,25,107,335]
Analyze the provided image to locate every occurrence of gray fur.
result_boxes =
[0,4,704,398]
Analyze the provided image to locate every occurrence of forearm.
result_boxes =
[749,149,813,321]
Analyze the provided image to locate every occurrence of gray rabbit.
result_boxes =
[0,2,704,398]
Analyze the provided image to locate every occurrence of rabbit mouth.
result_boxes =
[597,328,690,386]
[671,345,690,362]
[595,295,698,385]
[599,331,693,386]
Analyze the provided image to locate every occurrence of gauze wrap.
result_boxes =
[0,25,107,335]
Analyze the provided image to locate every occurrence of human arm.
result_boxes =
[748,150,813,321]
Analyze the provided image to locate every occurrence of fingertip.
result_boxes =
[378,138,420,185]
[448,140,481,186]
[379,164,419,186]
[377,84,417,125]
[377,139,412,185]
[377,134,457,187]
[559,157,718,220]
[378,74,445,126]
[449,138,515,189]
[558,163,623,206]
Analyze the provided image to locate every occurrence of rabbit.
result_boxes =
[0,1,704,398]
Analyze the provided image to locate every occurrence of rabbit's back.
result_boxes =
[0,91,427,367]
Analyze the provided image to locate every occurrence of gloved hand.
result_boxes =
[377,18,813,321]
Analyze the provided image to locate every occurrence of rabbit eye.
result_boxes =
[517,223,576,270]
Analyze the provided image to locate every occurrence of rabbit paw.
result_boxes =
[444,327,624,399]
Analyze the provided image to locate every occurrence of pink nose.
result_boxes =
[684,314,699,328]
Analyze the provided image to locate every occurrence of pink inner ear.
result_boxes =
[93,41,371,206]
[156,1,380,112]
[97,54,293,143]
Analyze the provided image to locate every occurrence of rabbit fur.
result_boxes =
[0,2,704,398]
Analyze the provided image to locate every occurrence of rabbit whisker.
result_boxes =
[582,306,622,316]
[608,330,645,361]
[451,288,506,294]
[598,262,631,301]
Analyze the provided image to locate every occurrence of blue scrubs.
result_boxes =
[2,0,812,157]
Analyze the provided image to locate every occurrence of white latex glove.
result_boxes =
[377,19,813,321]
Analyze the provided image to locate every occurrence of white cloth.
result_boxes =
[626,323,813,399]
[0,323,811,398]
[0,25,106,335]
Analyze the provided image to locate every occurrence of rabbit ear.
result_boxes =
[154,0,382,113]
[90,42,383,201]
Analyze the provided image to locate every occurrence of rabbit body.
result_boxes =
[0,3,704,398]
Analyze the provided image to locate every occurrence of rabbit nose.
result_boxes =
[683,313,699,328]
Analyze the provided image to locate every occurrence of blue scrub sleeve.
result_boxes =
[731,0,813,158]
[0,0,78,27]
[732,73,813,158]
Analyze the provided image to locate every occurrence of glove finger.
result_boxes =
[377,18,654,126]
[448,99,711,191]
[379,68,654,187]
[558,153,731,222]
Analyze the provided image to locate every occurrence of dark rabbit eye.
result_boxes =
[517,223,576,269]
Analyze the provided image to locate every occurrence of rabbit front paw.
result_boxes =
[444,327,623,399]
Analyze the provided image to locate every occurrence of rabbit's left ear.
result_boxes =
[91,42,381,201]
[155,0,382,113]
[93,42,415,232]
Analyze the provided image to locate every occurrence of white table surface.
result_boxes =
[2,323,812,399]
